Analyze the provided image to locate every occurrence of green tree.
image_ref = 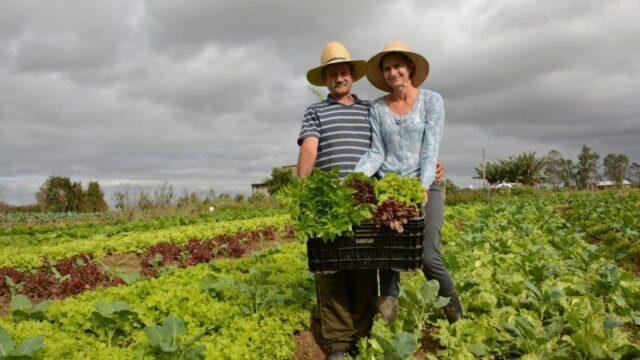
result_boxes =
[474,152,544,186]
[544,150,575,188]
[263,167,296,195]
[511,152,545,186]
[84,181,108,212]
[603,153,630,186]
[575,145,600,190]
[627,162,640,187]
[69,181,84,212]
[474,161,504,185]
[561,159,576,189]
[544,150,565,188]
[35,176,83,212]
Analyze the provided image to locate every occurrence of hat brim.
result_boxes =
[306,59,367,86]
[366,51,429,92]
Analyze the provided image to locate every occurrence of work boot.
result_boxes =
[374,296,398,323]
[442,303,463,323]
[328,350,346,360]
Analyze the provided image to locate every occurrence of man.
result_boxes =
[297,41,378,359]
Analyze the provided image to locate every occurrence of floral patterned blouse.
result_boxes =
[355,88,445,189]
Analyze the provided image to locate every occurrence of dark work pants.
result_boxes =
[315,269,378,352]
[379,182,463,316]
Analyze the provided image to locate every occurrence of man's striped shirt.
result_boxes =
[297,94,371,178]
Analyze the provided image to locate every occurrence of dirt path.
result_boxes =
[294,317,328,360]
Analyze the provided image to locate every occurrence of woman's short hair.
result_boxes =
[380,52,415,76]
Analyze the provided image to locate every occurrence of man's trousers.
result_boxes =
[315,269,378,352]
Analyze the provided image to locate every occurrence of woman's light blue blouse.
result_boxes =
[355,88,445,189]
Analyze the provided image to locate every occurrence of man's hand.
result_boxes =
[423,188,429,205]
[297,137,319,177]
[436,162,445,182]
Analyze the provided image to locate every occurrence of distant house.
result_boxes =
[281,164,297,175]
[491,182,522,190]
[251,183,269,196]
[596,180,632,189]
[251,164,297,195]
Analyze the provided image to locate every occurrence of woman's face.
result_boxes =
[381,53,414,91]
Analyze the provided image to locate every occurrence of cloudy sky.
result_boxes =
[1,0,639,205]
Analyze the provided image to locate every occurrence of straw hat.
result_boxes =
[306,42,367,86]
[366,41,430,92]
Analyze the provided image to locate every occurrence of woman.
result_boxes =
[355,41,463,323]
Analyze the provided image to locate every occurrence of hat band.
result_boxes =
[324,56,347,64]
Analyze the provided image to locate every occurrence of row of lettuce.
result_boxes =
[357,194,640,359]
[0,207,286,248]
[0,242,314,359]
[0,226,285,302]
[0,215,289,271]
[556,190,639,274]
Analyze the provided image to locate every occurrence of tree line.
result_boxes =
[474,145,640,189]
[1,146,636,215]
[34,176,108,212]
[1,175,276,215]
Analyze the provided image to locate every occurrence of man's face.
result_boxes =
[323,63,353,98]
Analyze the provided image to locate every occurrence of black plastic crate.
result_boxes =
[307,217,424,274]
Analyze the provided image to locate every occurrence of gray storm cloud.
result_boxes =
[1,0,639,204]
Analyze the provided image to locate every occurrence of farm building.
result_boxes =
[596,180,632,189]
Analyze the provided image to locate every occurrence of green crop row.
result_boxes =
[358,196,640,358]
[0,241,314,359]
[0,211,120,228]
[0,215,289,271]
[556,190,640,272]
[0,207,286,248]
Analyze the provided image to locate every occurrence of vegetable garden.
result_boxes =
[0,190,638,359]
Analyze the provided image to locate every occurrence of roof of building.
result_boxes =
[597,180,632,186]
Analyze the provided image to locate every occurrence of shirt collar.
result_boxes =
[326,93,366,105]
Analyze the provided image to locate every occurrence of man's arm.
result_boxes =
[297,137,319,177]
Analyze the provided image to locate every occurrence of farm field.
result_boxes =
[0,191,638,359]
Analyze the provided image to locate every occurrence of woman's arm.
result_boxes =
[419,92,445,190]
[355,103,385,176]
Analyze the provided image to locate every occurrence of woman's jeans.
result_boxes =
[379,182,463,316]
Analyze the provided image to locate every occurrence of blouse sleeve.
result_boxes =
[419,92,445,189]
[355,102,385,176]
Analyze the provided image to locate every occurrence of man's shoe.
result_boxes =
[375,296,399,323]
[328,350,346,360]
[442,303,462,323]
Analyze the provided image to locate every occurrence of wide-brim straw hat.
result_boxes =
[367,41,430,92]
[306,42,367,86]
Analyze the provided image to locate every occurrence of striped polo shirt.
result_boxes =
[297,94,371,178]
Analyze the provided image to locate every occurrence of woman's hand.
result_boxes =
[436,163,445,182]
[423,188,429,205]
